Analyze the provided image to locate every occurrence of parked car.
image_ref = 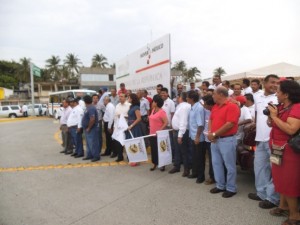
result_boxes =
[0,105,23,118]
[28,104,48,116]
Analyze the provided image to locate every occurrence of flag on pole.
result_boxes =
[31,64,41,77]
[157,130,172,168]
[124,136,148,163]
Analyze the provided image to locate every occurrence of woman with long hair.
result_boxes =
[267,80,300,225]
[148,95,168,171]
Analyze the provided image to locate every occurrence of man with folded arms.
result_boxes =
[208,87,240,198]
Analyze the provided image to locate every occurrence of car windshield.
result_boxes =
[10,106,20,110]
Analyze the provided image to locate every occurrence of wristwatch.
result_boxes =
[212,132,216,138]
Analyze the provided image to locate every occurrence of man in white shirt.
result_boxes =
[222,80,234,96]
[67,97,84,158]
[235,96,252,143]
[248,74,280,209]
[60,99,72,154]
[244,93,255,120]
[22,104,28,117]
[137,90,150,138]
[208,75,222,90]
[242,78,253,95]
[251,79,264,97]
[169,92,191,175]
[113,93,131,162]
[102,96,115,157]
[99,87,110,108]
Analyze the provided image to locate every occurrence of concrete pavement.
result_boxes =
[0,118,284,225]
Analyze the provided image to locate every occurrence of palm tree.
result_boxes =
[91,54,108,68]
[63,53,81,79]
[214,67,226,76]
[172,60,187,73]
[186,67,201,82]
[19,57,31,83]
[46,56,61,81]
[110,63,116,69]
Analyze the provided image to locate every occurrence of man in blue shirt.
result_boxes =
[187,90,206,183]
[82,95,100,162]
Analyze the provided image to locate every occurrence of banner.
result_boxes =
[112,114,128,146]
[31,63,41,77]
[124,137,148,163]
[157,130,172,168]
[116,34,171,97]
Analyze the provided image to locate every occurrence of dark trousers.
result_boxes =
[61,125,72,152]
[173,130,190,170]
[150,136,158,165]
[141,116,150,147]
[104,122,113,155]
[23,111,28,117]
[204,141,215,181]
[98,120,103,153]
[189,138,206,181]
[113,140,124,160]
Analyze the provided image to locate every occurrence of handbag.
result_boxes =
[288,130,300,153]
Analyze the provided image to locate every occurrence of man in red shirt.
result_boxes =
[207,86,240,198]
[117,83,127,95]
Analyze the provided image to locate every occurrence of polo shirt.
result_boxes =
[162,98,175,127]
[254,93,278,142]
[210,100,240,136]
[149,109,167,135]
[82,105,98,129]
[188,102,205,141]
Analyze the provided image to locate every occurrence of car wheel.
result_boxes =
[9,114,17,118]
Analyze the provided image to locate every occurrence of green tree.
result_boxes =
[186,67,201,82]
[46,55,61,81]
[91,54,108,68]
[214,67,226,76]
[110,63,116,69]
[172,60,187,73]
[63,53,81,79]
[19,57,31,83]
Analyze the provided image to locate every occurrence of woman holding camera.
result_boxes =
[267,80,300,225]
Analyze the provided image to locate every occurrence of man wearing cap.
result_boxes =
[67,97,84,158]
[82,95,100,162]
[208,86,240,198]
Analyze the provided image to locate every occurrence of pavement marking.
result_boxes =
[0,117,51,123]
[0,160,150,173]
[54,130,63,144]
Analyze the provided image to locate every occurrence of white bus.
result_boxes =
[48,89,97,118]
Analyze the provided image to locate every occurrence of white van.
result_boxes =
[0,105,23,118]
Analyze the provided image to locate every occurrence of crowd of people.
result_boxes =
[59,77,300,225]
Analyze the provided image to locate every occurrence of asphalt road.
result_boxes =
[0,118,284,225]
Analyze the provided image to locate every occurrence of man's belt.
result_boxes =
[219,134,235,139]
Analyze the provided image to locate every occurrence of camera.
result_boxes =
[263,103,276,116]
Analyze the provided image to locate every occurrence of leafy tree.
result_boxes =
[19,57,31,83]
[110,63,116,69]
[186,67,201,82]
[214,67,226,76]
[0,74,18,89]
[63,53,81,79]
[172,60,187,73]
[91,54,108,68]
[46,55,61,81]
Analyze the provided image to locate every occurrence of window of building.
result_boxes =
[109,74,114,81]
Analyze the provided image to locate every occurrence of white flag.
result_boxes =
[124,137,148,163]
[112,114,128,146]
[157,130,172,168]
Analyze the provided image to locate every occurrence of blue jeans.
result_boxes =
[69,127,83,156]
[211,136,237,192]
[85,127,100,160]
[254,141,279,205]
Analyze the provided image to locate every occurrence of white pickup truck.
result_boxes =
[0,105,23,118]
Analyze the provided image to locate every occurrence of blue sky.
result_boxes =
[0,0,299,78]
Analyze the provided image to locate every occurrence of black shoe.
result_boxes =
[101,153,110,156]
[110,154,117,158]
[115,158,124,162]
[187,174,197,179]
[196,178,205,184]
[248,193,263,201]
[160,166,165,172]
[222,191,237,198]
[91,158,100,162]
[210,187,226,194]
[182,169,190,177]
[150,165,157,171]
[259,200,277,209]
[169,167,180,174]
[71,153,77,156]
[65,151,73,155]
[60,150,66,153]
[82,157,92,160]
[74,154,84,158]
